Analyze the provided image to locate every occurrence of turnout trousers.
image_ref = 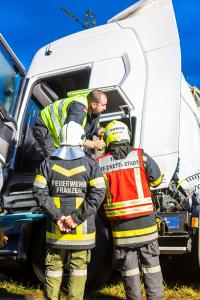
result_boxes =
[44,247,91,300]
[113,240,164,300]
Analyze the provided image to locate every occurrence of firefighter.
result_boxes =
[33,89,107,158]
[97,120,165,300]
[33,121,106,300]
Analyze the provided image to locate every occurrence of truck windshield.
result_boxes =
[0,42,23,114]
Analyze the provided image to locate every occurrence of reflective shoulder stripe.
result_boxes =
[89,177,106,189]
[51,164,86,177]
[33,175,47,188]
[70,268,87,276]
[73,95,88,107]
[45,270,63,277]
[141,265,161,274]
[67,89,90,98]
[121,268,140,277]
[150,174,163,187]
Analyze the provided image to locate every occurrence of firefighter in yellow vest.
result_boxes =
[33,121,106,300]
[33,89,107,158]
[97,120,165,300]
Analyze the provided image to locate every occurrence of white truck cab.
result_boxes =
[0,0,199,283]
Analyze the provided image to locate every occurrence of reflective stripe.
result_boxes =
[82,219,88,234]
[67,89,90,98]
[53,197,60,208]
[59,99,66,124]
[99,151,140,173]
[114,232,158,246]
[105,203,153,218]
[0,152,5,165]
[49,104,61,137]
[134,167,144,198]
[142,265,161,274]
[112,224,158,238]
[51,164,86,177]
[104,175,112,205]
[46,230,95,240]
[33,175,47,188]
[76,197,86,235]
[76,197,84,207]
[45,270,63,277]
[0,137,9,164]
[89,177,106,189]
[121,268,140,277]
[150,174,163,187]
[46,237,95,246]
[142,155,147,161]
[70,269,87,276]
[46,231,95,242]
[104,197,152,209]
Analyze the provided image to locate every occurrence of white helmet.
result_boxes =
[59,121,86,146]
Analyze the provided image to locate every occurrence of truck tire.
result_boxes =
[87,215,113,289]
[29,215,113,288]
[29,219,46,284]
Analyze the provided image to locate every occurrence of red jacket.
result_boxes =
[97,149,154,220]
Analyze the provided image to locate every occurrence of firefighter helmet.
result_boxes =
[59,121,86,146]
[103,120,130,147]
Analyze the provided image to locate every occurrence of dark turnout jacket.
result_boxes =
[33,154,106,249]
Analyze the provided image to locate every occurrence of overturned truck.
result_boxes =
[0,0,199,285]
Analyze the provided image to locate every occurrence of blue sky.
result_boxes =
[1,0,200,87]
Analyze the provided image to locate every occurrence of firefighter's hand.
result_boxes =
[57,218,66,232]
[0,229,8,248]
[93,139,105,149]
[62,215,77,230]
[84,139,105,149]
[97,127,105,136]
[57,216,77,232]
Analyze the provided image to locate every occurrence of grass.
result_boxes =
[0,279,42,299]
[96,279,200,300]
[0,275,200,300]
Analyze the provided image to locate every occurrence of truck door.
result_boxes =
[0,34,25,115]
[0,35,25,200]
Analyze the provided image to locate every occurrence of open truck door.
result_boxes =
[0,34,25,209]
[0,0,199,286]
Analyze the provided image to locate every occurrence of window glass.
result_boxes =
[15,97,43,172]
[0,43,23,114]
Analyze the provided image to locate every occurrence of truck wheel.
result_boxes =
[29,219,46,284]
[29,215,113,288]
[86,214,113,289]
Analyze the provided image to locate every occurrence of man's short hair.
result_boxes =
[87,90,107,104]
